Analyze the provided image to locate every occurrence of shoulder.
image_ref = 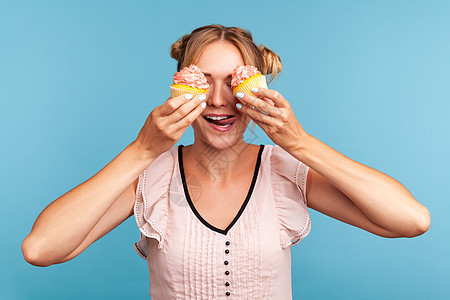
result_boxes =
[265,144,312,248]
[265,144,308,183]
[143,145,178,173]
[134,146,179,255]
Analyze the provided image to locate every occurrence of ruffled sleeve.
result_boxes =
[270,144,311,249]
[133,148,175,260]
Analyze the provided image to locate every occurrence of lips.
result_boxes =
[203,116,236,132]
[203,115,237,126]
[205,117,236,126]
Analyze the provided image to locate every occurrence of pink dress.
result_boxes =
[133,143,311,299]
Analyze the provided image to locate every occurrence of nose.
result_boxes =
[206,84,229,107]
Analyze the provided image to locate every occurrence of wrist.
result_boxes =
[289,131,315,161]
[128,140,157,163]
[293,130,312,151]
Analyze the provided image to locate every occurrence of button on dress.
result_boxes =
[133,143,311,299]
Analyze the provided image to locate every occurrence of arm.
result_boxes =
[232,87,430,238]
[22,91,207,267]
[21,141,157,266]
[297,133,430,238]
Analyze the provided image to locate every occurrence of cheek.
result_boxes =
[191,117,202,129]
[235,115,250,128]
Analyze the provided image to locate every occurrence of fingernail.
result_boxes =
[201,102,206,108]
[236,103,242,109]
[199,94,206,101]
[185,94,193,100]
[236,92,244,98]
[251,87,258,93]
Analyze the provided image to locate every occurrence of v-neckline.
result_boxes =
[178,144,265,235]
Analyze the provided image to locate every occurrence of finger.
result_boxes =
[161,93,199,116]
[261,97,275,106]
[250,87,288,108]
[169,94,206,123]
[166,94,206,122]
[235,92,282,118]
[174,98,206,128]
[236,101,273,126]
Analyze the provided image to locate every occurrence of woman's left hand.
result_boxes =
[235,87,308,152]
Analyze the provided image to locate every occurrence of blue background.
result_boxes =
[1,0,448,299]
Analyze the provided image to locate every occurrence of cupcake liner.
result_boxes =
[170,84,207,99]
[232,74,268,99]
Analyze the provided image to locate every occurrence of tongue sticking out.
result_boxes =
[208,117,236,126]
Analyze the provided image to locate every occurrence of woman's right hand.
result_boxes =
[134,93,206,158]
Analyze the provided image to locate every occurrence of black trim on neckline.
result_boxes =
[178,144,265,235]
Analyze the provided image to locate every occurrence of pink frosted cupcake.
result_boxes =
[231,65,268,99]
[170,64,210,98]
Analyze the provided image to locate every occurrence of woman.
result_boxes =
[22,24,430,299]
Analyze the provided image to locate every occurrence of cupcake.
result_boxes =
[231,65,268,99]
[170,64,210,98]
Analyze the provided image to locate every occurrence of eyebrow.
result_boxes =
[203,72,232,79]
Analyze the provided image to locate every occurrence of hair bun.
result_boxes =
[258,44,282,83]
[170,34,190,64]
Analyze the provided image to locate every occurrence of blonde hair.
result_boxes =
[170,24,283,140]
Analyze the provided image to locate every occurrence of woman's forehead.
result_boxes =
[196,41,244,78]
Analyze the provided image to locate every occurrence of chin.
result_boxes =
[192,116,249,144]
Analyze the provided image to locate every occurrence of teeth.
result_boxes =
[205,116,231,120]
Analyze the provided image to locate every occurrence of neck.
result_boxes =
[182,140,255,183]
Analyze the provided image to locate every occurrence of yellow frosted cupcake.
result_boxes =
[170,64,210,98]
[231,65,268,99]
